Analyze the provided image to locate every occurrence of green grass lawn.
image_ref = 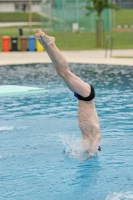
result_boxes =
[0,9,133,50]
[0,12,41,22]
[0,27,133,51]
[113,56,133,58]
[115,9,133,26]
[0,9,133,26]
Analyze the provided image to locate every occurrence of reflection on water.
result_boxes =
[0,63,133,200]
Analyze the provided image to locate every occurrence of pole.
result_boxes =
[63,0,65,32]
[50,0,52,31]
[112,0,116,29]
[29,0,32,34]
[76,0,79,27]
[62,0,66,46]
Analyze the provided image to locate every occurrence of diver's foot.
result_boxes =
[36,29,55,48]
[36,33,45,47]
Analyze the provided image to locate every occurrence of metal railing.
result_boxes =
[105,36,113,58]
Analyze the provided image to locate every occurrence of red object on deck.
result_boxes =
[2,36,10,52]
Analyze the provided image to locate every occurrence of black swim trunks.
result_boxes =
[74,84,95,101]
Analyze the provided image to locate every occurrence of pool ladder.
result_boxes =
[105,36,113,58]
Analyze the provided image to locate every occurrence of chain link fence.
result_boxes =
[40,0,133,50]
[41,0,111,32]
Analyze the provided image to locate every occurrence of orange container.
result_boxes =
[2,36,10,52]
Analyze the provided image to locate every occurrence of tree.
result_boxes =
[84,0,120,46]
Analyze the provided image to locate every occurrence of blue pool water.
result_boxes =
[0,63,133,200]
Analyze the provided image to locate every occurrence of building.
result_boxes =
[113,0,133,9]
[0,0,42,12]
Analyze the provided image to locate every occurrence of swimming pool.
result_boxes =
[0,63,133,200]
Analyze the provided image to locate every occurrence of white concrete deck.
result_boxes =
[0,49,133,66]
[0,22,41,28]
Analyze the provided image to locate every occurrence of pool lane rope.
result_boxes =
[0,85,49,97]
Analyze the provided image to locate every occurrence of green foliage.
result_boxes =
[115,9,133,26]
[84,0,120,19]
[84,0,121,46]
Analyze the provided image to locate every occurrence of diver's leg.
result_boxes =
[36,29,91,97]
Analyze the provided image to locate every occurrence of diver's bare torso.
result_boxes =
[78,99,101,151]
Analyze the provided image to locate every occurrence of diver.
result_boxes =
[36,29,101,156]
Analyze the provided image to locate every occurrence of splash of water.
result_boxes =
[0,126,27,131]
[0,126,14,131]
[58,133,98,161]
[106,191,133,200]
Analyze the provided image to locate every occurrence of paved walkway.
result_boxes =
[0,22,41,27]
[0,49,133,66]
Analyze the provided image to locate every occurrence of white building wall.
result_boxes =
[0,2,41,12]
[0,3,15,12]
[32,4,41,12]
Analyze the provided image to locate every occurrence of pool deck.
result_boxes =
[0,49,133,66]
